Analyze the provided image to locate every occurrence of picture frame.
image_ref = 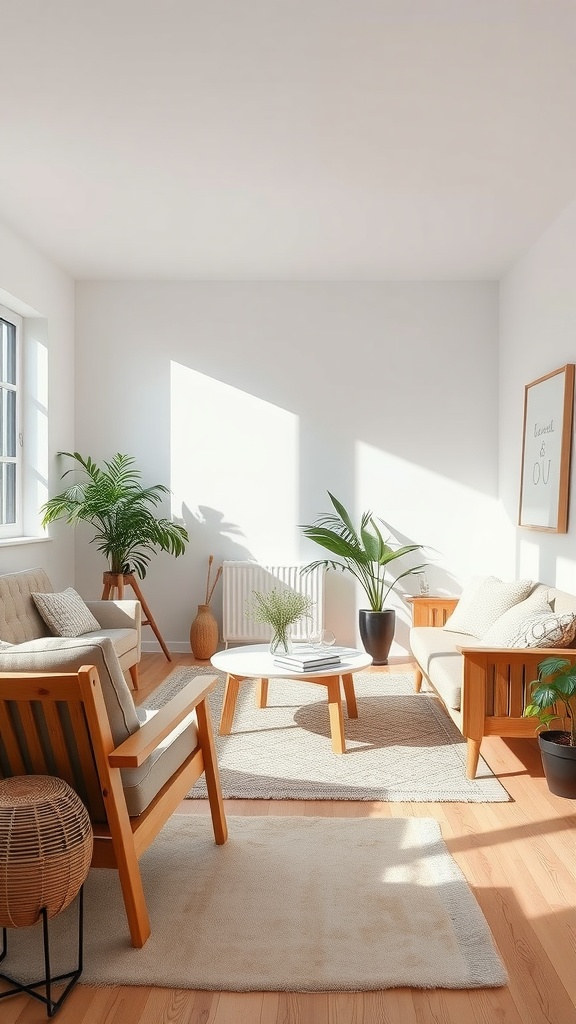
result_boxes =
[518,363,575,532]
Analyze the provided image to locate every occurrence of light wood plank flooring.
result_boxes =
[5,653,576,1024]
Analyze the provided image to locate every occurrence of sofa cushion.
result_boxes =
[409,626,470,710]
[32,588,101,637]
[508,610,576,649]
[443,576,534,638]
[480,588,552,645]
[0,635,139,745]
[82,627,137,659]
[122,708,199,816]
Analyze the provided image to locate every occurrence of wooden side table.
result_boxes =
[0,775,93,1018]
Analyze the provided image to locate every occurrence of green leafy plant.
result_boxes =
[524,656,576,746]
[40,451,189,579]
[250,588,312,653]
[300,492,426,611]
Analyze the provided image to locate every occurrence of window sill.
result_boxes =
[0,535,51,547]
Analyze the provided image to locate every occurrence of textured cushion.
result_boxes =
[32,588,101,637]
[508,611,576,649]
[0,568,53,643]
[0,640,12,650]
[481,589,552,645]
[443,577,534,638]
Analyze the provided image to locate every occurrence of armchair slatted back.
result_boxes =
[0,668,111,822]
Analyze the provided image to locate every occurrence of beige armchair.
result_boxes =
[0,567,141,688]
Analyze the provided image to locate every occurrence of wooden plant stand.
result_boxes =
[101,572,171,662]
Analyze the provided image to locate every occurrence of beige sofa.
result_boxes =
[0,567,141,689]
[408,584,576,779]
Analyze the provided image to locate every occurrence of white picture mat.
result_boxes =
[519,366,575,532]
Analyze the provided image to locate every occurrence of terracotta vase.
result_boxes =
[190,604,219,660]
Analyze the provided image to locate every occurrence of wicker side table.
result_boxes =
[0,775,93,1018]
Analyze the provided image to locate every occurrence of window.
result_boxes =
[0,304,22,536]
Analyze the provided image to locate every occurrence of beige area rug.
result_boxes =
[4,815,508,991]
[146,668,510,802]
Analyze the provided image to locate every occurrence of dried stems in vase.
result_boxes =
[204,555,223,606]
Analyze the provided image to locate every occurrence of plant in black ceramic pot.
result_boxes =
[524,656,576,798]
[300,492,426,665]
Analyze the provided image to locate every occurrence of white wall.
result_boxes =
[75,282,500,654]
[500,198,576,591]
[0,219,75,588]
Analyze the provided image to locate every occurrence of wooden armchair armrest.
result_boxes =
[109,674,219,768]
[406,596,459,627]
[456,644,576,659]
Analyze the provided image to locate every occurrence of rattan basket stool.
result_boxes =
[0,775,93,1018]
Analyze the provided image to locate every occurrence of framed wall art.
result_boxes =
[518,363,575,532]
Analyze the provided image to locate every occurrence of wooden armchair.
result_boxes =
[0,667,227,947]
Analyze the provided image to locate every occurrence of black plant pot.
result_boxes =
[358,609,396,666]
[538,731,576,799]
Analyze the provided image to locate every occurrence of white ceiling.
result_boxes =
[3,0,576,280]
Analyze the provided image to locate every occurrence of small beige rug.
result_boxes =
[146,668,510,802]
[4,815,507,991]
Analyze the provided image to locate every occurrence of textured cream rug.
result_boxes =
[5,815,507,991]
[147,668,509,802]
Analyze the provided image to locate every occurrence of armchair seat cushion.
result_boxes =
[123,708,199,816]
[83,627,137,659]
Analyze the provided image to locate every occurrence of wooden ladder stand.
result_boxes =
[101,572,171,661]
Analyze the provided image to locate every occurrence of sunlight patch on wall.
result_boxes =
[555,554,576,593]
[517,536,542,581]
[355,441,508,590]
[170,362,299,562]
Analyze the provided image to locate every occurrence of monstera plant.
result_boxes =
[40,451,188,579]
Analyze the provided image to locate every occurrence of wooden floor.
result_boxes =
[4,653,576,1024]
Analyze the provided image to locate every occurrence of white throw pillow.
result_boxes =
[32,588,101,638]
[509,611,576,649]
[0,639,13,649]
[481,589,552,645]
[443,576,534,638]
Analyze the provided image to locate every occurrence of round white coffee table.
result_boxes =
[211,644,372,754]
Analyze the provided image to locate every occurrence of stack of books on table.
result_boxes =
[273,645,343,671]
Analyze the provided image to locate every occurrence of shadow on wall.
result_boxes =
[377,520,462,654]
[179,505,463,655]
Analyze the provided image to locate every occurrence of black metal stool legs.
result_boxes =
[0,885,84,1018]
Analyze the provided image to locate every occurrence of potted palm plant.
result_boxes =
[524,655,576,798]
[300,492,426,664]
[40,451,189,579]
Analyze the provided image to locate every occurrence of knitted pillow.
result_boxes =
[32,588,100,638]
[509,611,576,649]
[443,576,534,638]
[481,589,552,645]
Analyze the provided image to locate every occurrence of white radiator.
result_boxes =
[222,561,325,644]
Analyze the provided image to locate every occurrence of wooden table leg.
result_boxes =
[325,676,346,754]
[219,674,242,735]
[256,678,269,708]
[341,673,358,719]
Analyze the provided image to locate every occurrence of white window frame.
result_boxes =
[0,303,23,538]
